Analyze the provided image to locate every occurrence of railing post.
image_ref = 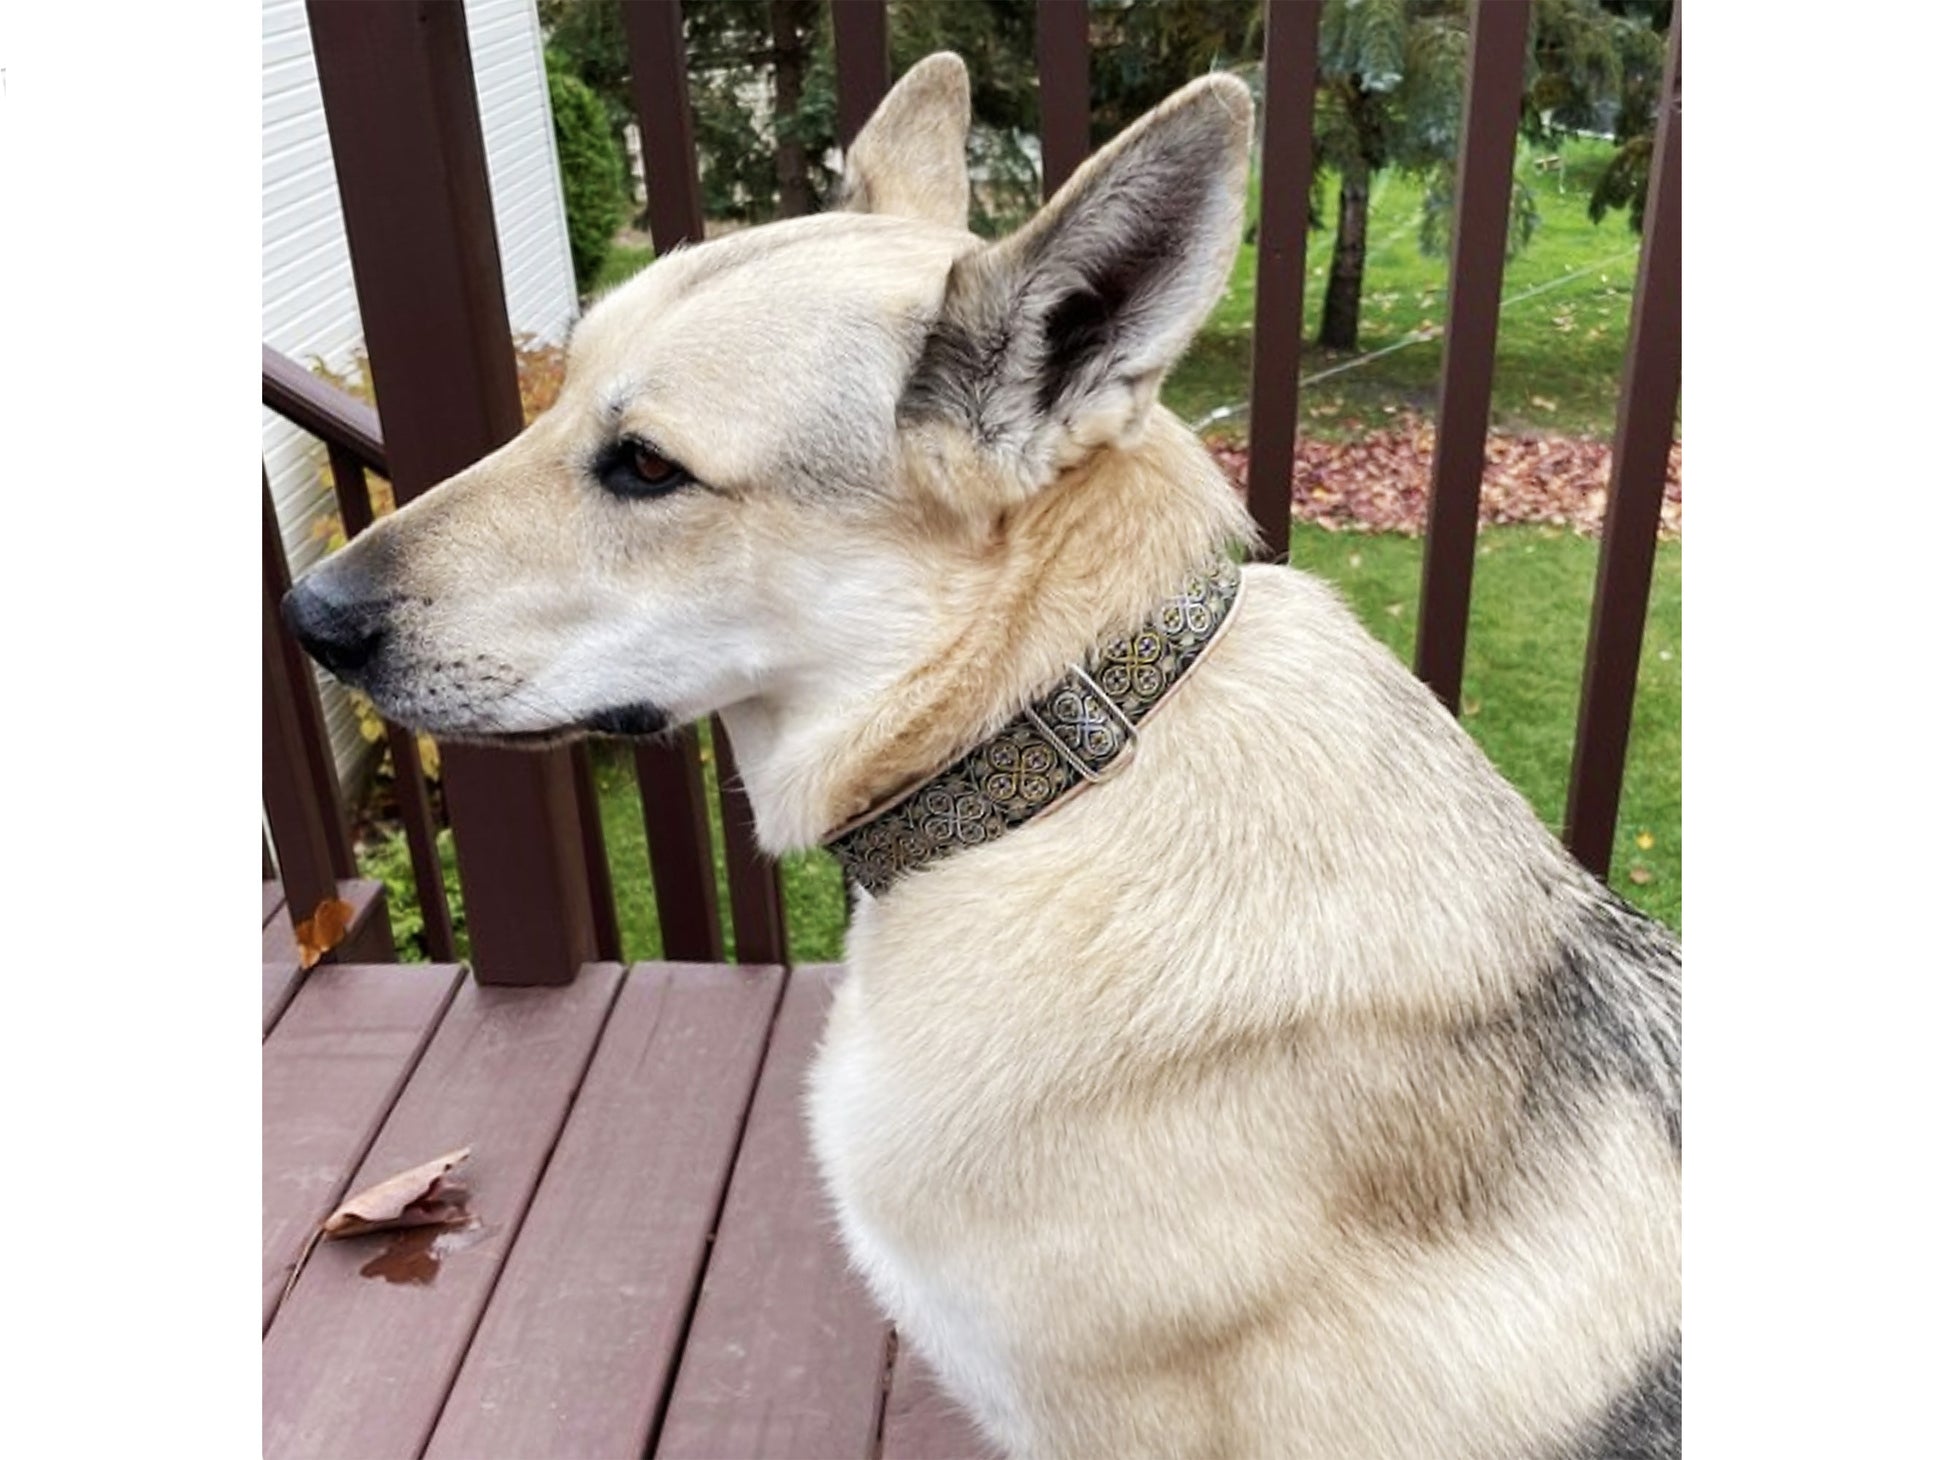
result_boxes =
[1564,2,1681,879]
[623,0,786,963]
[1244,0,1324,563]
[306,0,600,985]
[264,473,350,921]
[1036,0,1091,200]
[1415,0,1531,711]
[831,1,889,149]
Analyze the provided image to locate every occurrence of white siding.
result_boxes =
[261,0,579,791]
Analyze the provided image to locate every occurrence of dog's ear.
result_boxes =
[836,53,971,230]
[900,74,1252,492]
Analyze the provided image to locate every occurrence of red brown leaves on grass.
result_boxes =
[1209,414,1681,539]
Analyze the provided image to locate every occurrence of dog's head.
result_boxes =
[283,54,1251,749]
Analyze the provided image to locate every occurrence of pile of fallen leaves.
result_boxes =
[1208,414,1681,539]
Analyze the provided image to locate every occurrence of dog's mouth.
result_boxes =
[435,702,672,752]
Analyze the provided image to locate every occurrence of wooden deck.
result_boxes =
[262,894,993,1460]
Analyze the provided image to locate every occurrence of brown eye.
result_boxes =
[632,444,676,484]
[597,437,696,499]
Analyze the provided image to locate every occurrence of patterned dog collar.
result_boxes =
[826,557,1244,895]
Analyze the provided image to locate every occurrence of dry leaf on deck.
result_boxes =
[323,1147,473,1239]
[295,896,355,971]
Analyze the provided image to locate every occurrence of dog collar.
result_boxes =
[826,557,1244,895]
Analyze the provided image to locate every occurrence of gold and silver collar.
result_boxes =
[826,557,1244,895]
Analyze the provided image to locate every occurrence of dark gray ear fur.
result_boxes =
[899,74,1252,487]
[835,53,971,229]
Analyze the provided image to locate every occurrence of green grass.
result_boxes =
[589,239,656,297]
[1164,138,1645,440]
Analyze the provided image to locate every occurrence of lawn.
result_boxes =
[362,132,1679,959]
[1165,137,1646,440]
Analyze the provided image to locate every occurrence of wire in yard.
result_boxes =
[1191,248,1642,434]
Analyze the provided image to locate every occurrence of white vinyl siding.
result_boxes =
[261,0,578,792]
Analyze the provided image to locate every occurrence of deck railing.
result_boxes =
[263,0,1680,982]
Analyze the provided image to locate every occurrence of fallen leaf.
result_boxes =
[324,1148,474,1239]
[1628,866,1654,885]
[1635,830,1655,851]
[1461,696,1482,716]
[295,897,355,971]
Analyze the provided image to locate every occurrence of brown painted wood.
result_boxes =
[1565,3,1681,879]
[881,1342,998,1460]
[263,963,626,1460]
[264,473,354,909]
[654,966,890,1459]
[263,961,305,1038]
[1036,0,1091,200]
[1244,0,1323,563]
[714,722,787,965]
[262,343,388,476]
[307,0,599,985]
[424,963,786,1460]
[625,0,707,251]
[383,725,457,962]
[324,441,375,538]
[262,962,462,1328]
[635,724,725,962]
[1415,0,1532,711]
[572,743,625,961]
[263,879,391,967]
[1035,0,1091,201]
[832,0,889,147]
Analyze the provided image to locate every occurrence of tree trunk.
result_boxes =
[770,0,814,217]
[1317,156,1370,351]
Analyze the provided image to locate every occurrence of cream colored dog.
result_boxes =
[286,55,1680,1460]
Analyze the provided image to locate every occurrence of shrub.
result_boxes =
[546,52,626,293]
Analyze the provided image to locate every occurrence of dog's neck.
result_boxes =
[719,413,1255,854]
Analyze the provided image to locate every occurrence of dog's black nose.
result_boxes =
[281,578,389,680]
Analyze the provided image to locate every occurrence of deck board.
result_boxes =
[262,960,305,1036]
[261,962,462,1328]
[424,962,786,1460]
[263,963,626,1460]
[654,965,892,1460]
[264,880,286,925]
[882,1343,1000,1460]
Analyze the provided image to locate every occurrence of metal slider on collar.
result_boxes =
[1022,664,1140,785]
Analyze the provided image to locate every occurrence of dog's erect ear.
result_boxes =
[900,74,1252,491]
[836,53,971,229]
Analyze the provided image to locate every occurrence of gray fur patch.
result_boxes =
[1518,886,1683,1152]
[1557,1341,1681,1459]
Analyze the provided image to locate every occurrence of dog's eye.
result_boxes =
[597,438,695,499]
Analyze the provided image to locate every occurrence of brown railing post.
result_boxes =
[1415,0,1531,711]
[1244,0,1324,563]
[264,474,350,923]
[306,0,602,985]
[1036,0,1091,199]
[831,1,889,148]
[623,0,784,963]
[623,0,707,253]
[635,728,725,962]
[1564,3,1681,879]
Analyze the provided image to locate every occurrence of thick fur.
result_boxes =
[286,55,1680,1459]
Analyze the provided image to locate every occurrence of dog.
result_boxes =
[284,54,1680,1459]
